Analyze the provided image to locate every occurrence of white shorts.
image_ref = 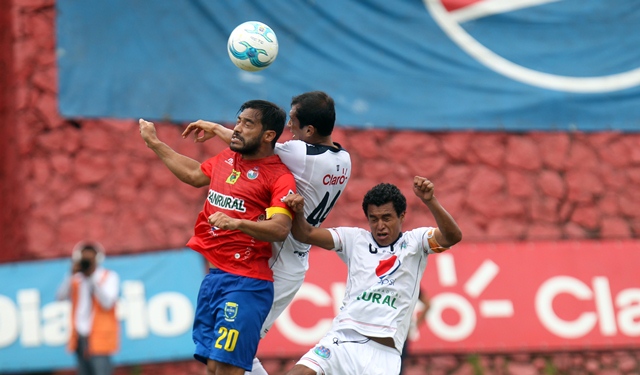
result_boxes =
[260,273,305,338]
[297,329,401,375]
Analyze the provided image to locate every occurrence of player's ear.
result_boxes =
[306,125,316,136]
[263,129,277,143]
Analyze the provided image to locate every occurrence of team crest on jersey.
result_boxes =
[313,345,331,359]
[247,168,259,180]
[226,170,241,184]
[224,302,238,322]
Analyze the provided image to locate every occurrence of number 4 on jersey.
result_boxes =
[306,191,342,226]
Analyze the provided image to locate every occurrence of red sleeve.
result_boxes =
[200,156,217,178]
[270,172,296,210]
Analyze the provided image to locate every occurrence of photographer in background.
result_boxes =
[56,242,120,375]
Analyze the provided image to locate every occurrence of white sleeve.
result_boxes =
[329,227,362,257]
[329,228,342,251]
[275,141,306,176]
[91,269,120,309]
[328,227,351,265]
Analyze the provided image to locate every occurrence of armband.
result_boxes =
[427,234,449,253]
[266,206,292,220]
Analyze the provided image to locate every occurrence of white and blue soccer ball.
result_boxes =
[227,21,278,72]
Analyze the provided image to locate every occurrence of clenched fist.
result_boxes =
[283,194,305,214]
[413,176,435,202]
[139,118,159,148]
[208,212,240,231]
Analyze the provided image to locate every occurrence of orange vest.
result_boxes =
[67,270,119,355]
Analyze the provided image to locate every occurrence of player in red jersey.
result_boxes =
[139,100,296,375]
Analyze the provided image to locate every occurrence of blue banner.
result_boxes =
[0,249,205,372]
[55,0,640,131]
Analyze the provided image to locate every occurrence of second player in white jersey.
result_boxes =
[262,140,351,336]
[271,140,351,279]
[328,226,439,351]
[282,177,462,375]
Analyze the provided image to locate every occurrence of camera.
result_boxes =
[79,258,93,272]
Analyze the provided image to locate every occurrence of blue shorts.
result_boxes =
[193,268,274,371]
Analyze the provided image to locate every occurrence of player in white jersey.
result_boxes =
[182,91,351,375]
[282,177,462,375]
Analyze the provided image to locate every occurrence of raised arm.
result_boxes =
[182,119,234,145]
[283,194,336,250]
[139,119,210,187]
[413,176,462,248]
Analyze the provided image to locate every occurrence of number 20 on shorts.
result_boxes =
[215,327,239,351]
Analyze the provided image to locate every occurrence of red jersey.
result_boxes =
[186,148,296,281]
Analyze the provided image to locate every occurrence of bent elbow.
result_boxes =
[449,229,463,246]
[183,175,207,188]
[274,226,291,243]
[182,169,209,188]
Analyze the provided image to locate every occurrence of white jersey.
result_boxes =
[272,140,351,280]
[328,226,444,352]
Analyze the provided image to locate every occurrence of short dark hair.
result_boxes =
[362,183,407,217]
[238,100,287,147]
[81,245,98,254]
[291,91,335,137]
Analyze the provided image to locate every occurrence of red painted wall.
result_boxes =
[3,0,640,263]
[0,0,25,260]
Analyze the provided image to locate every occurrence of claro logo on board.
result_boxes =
[272,252,640,347]
[536,276,640,339]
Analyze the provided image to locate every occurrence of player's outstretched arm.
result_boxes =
[139,119,210,187]
[413,176,462,248]
[182,120,233,145]
[283,194,336,250]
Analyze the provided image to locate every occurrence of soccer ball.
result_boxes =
[227,21,278,72]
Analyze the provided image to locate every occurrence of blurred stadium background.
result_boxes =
[1,0,639,374]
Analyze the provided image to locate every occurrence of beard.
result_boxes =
[230,131,262,156]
